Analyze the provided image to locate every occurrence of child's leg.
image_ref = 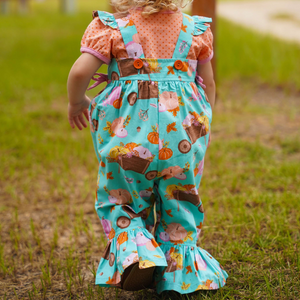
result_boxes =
[152,171,228,294]
[94,171,167,289]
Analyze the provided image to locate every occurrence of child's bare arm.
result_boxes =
[197,61,215,110]
[67,53,103,130]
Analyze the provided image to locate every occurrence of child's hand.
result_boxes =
[68,95,91,130]
[67,53,103,130]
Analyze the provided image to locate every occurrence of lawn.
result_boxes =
[0,1,300,299]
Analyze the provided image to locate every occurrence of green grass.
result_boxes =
[0,1,300,299]
[217,18,300,90]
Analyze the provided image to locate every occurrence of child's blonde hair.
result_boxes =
[111,0,191,17]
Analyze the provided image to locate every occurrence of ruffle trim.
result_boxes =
[93,10,119,29]
[192,16,212,36]
[154,244,228,294]
[95,227,168,287]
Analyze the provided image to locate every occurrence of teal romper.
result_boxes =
[88,10,228,294]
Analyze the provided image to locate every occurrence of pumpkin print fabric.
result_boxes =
[87,10,228,294]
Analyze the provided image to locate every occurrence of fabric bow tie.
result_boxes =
[88,73,111,91]
[195,74,206,89]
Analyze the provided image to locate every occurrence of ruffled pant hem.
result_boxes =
[95,226,168,287]
[156,280,227,295]
[153,243,228,294]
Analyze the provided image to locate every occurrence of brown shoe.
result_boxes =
[121,262,155,291]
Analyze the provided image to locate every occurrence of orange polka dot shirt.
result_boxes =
[81,8,213,65]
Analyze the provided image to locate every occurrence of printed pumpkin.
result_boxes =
[147,131,159,144]
[125,142,138,152]
[113,97,122,109]
[109,146,129,159]
[159,148,173,160]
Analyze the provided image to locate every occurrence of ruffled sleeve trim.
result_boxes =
[193,16,212,35]
[80,46,111,64]
[93,10,119,29]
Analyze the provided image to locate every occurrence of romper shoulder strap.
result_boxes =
[172,13,212,59]
[93,10,145,59]
[116,14,145,59]
[172,13,195,59]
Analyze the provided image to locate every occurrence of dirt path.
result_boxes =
[218,0,300,44]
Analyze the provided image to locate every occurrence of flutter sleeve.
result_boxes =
[80,11,118,65]
[197,27,214,64]
[192,16,214,65]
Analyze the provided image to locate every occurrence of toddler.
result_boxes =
[67,0,228,294]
